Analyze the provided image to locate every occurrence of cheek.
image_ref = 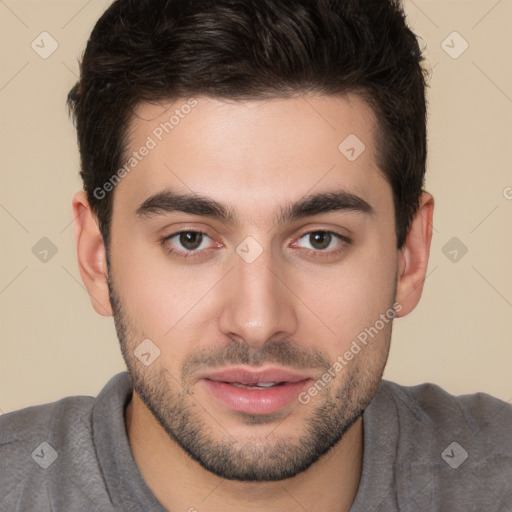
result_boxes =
[305,237,398,350]
[111,238,225,351]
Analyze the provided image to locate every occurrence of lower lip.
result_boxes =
[201,379,311,415]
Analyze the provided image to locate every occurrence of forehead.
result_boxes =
[114,93,391,224]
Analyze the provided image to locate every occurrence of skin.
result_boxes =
[72,93,434,512]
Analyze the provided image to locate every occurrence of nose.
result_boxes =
[218,245,298,349]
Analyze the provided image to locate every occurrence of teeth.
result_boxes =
[231,382,280,388]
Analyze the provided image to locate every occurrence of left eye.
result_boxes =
[166,231,213,253]
[295,231,345,251]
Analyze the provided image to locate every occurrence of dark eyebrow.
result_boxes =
[135,188,374,225]
[276,190,374,224]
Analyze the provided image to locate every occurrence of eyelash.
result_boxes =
[161,229,351,260]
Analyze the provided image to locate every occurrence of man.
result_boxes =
[1,0,511,510]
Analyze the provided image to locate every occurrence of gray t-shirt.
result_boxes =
[1,372,511,511]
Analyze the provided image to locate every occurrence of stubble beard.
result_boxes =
[107,272,391,481]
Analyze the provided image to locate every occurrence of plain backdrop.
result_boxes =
[0,0,511,413]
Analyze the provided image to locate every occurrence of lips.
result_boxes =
[201,367,312,385]
[198,366,313,415]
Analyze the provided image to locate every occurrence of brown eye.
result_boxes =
[308,231,332,250]
[293,230,351,259]
[297,231,339,251]
[179,231,204,251]
[163,230,214,258]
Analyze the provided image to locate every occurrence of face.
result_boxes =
[107,94,400,481]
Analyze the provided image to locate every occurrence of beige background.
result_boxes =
[0,0,511,413]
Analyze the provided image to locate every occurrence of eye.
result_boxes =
[163,230,216,258]
[293,230,350,255]
[161,228,350,261]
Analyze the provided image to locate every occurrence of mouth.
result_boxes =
[198,367,314,415]
[229,381,286,389]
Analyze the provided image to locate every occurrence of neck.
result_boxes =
[125,391,363,512]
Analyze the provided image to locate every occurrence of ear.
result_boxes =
[395,191,434,317]
[71,191,113,317]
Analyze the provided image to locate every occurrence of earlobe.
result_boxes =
[395,191,434,317]
[72,191,113,317]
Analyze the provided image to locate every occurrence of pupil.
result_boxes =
[180,232,202,250]
[311,232,331,250]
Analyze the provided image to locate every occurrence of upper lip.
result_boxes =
[199,366,314,384]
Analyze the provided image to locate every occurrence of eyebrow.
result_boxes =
[135,188,374,225]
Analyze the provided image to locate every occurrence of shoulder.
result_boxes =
[0,371,131,447]
[0,372,131,511]
[366,380,512,509]
[0,395,97,510]
[0,394,95,445]
[377,379,512,438]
